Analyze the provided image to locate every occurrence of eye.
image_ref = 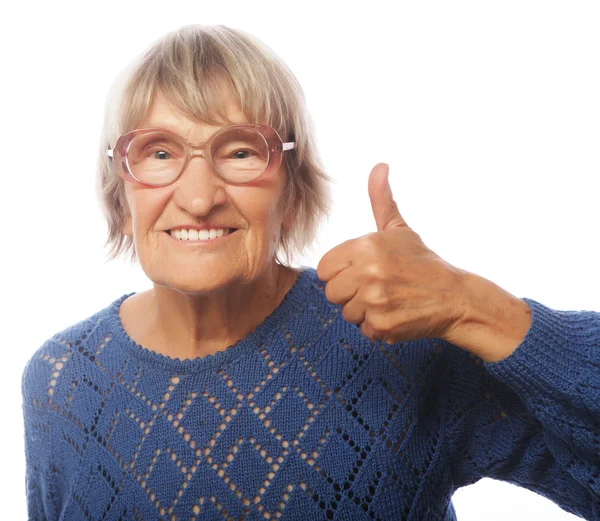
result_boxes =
[231,149,254,159]
[153,150,172,160]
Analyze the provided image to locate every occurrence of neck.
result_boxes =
[140,262,299,360]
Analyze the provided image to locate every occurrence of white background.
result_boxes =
[2,1,598,519]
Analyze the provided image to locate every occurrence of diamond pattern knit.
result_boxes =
[21,267,600,520]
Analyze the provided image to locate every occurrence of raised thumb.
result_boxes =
[368,163,407,231]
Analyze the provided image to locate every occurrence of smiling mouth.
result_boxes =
[165,228,238,240]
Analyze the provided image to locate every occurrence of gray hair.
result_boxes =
[96,24,333,267]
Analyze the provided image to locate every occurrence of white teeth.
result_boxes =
[170,228,230,240]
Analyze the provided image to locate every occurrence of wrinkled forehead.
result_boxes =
[140,90,251,142]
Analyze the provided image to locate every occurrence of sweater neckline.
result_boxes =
[105,266,317,374]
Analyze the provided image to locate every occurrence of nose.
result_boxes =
[171,155,228,214]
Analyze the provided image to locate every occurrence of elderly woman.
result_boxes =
[22,25,599,521]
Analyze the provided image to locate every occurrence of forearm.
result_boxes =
[445,270,533,363]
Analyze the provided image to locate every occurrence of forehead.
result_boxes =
[141,91,249,138]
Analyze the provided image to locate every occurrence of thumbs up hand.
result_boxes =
[317,163,470,347]
[317,163,533,362]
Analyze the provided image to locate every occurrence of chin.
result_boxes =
[146,269,234,293]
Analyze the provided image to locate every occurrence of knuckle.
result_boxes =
[356,234,377,252]
[364,263,386,281]
[363,283,388,307]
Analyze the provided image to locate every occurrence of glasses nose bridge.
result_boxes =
[181,141,219,180]
[187,141,209,160]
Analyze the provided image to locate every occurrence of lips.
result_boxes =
[164,228,239,241]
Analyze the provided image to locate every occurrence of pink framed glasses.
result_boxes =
[107,124,296,187]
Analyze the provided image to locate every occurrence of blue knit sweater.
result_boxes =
[21,267,600,520]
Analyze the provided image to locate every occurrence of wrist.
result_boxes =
[445,270,532,363]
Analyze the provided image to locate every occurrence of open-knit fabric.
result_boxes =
[22,267,600,520]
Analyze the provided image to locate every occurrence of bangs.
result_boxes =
[117,27,288,139]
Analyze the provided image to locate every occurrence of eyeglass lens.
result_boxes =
[126,128,270,185]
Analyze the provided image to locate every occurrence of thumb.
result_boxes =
[368,163,407,231]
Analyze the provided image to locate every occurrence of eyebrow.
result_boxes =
[138,124,232,143]
[141,121,250,137]
[142,123,221,132]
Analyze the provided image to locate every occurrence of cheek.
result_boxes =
[241,198,284,245]
[230,177,287,229]
[129,188,172,229]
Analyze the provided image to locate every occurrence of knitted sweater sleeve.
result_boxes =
[21,340,62,521]
[444,298,600,520]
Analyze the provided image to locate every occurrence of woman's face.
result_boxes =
[121,92,292,293]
